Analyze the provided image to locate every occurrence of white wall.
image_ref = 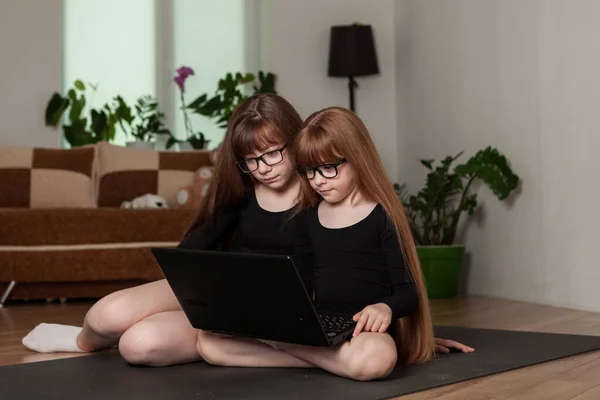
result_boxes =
[537,0,600,311]
[0,0,62,148]
[397,0,600,312]
[261,0,399,181]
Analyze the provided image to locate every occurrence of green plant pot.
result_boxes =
[416,245,465,299]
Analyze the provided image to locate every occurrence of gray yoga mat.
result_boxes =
[2,326,600,400]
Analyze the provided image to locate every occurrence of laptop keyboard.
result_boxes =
[318,314,356,337]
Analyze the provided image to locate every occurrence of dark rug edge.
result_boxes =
[380,340,600,399]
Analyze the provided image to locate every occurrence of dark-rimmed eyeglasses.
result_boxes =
[236,144,288,173]
[297,159,346,180]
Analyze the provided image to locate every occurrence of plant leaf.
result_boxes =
[420,159,434,170]
[395,146,519,246]
[45,93,69,126]
[455,146,520,200]
[74,80,85,91]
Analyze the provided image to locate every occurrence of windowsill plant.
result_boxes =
[168,66,277,151]
[45,80,171,149]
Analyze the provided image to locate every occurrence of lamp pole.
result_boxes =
[348,76,357,112]
[327,23,379,114]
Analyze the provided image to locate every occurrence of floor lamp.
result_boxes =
[327,23,380,113]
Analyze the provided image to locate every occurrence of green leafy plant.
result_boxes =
[45,80,118,147]
[113,95,171,143]
[168,67,277,150]
[395,146,520,246]
[186,70,277,129]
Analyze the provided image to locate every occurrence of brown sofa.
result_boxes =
[0,142,213,303]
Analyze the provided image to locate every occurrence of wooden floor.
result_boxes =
[2,296,600,399]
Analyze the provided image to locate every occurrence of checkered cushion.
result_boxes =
[0,145,96,208]
[95,142,212,208]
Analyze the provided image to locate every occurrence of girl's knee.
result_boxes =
[86,291,139,337]
[347,334,398,381]
[118,321,165,366]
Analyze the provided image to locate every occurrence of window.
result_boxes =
[62,0,156,146]
[61,0,255,149]
[172,0,245,147]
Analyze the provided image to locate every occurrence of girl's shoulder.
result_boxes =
[370,203,395,232]
[364,203,389,230]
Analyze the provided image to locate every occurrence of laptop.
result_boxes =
[150,247,355,347]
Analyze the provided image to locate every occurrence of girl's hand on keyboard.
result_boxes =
[352,303,392,337]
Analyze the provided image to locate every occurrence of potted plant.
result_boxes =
[45,80,119,147]
[168,66,277,151]
[186,70,277,129]
[395,146,520,298]
[112,95,171,149]
[169,66,210,151]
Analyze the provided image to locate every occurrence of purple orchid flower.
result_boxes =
[173,66,195,92]
[177,66,194,78]
[174,75,185,91]
[173,65,196,141]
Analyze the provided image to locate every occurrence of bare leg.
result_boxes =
[277,332,397,381]
[196,330,396,381]
[23,279,181,353]
[118,311,202,367]
[196,331,314,368]
[76,279,181,351]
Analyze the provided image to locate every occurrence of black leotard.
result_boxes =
[294,204,419,321]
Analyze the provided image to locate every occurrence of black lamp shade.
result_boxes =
[328,24,379,77]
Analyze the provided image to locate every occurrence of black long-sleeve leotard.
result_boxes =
[293,204,419,322]
[178,196,419,325]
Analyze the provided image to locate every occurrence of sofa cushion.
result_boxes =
[0,145,96,208]
[0,208,197,246]
[95,142,213,208]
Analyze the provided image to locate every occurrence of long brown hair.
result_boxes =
[294,106,435,364]
[183,93,303,237]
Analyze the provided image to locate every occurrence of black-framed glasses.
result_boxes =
[297,159,346,180]
[236,144,288,173]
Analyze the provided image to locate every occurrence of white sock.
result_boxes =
[22,323,84,353]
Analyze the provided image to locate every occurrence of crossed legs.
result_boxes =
[23,278,472,372]
[196,331,397,381]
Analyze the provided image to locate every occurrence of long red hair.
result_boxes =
[183,93,302,237]
[293,107,435,364]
